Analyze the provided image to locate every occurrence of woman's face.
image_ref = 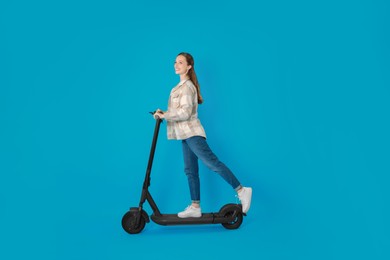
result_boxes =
[174,55,192,75]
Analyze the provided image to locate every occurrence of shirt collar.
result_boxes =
[172,79,189,93]
[178,79,189,86]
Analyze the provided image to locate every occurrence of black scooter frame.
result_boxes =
[122,117,244,234]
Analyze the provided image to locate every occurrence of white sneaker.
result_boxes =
[177,205,202,218]
[237,187,252,213]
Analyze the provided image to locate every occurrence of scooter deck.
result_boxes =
[151,212,234,226]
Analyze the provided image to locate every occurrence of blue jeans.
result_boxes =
[182,136,242,203]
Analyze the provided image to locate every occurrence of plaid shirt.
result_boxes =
[164,80,206,140]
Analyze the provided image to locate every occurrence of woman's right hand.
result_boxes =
[153,109,164,119]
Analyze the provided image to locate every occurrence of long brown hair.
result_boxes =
[177,52,203,104]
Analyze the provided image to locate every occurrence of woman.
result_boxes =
[154,52,252,218]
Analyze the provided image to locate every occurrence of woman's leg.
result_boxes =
[185,136,241,191]
[182,139,200,203]
[178,140,202,218]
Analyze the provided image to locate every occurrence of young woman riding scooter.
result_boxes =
[154,52,252,218]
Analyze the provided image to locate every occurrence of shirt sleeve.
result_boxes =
[164,84,195,122]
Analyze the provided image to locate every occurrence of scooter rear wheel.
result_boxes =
[220,204,243,230]
[122,211,146,234]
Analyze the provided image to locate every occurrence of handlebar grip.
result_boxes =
[149,111,163,122]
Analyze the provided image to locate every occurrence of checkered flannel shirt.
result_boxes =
[164,80,206,140]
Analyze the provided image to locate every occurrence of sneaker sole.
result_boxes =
[177,214,202,218]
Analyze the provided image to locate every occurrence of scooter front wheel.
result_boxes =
[122,211,146,234]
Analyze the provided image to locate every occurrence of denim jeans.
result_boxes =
[182,136,242,202]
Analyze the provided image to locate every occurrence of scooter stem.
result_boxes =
[143,118,162,189]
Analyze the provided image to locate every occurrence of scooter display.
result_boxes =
[122,116,245,234]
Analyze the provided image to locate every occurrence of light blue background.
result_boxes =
[1,0,389,259]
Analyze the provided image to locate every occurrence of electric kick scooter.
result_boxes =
[122,115,245,234]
